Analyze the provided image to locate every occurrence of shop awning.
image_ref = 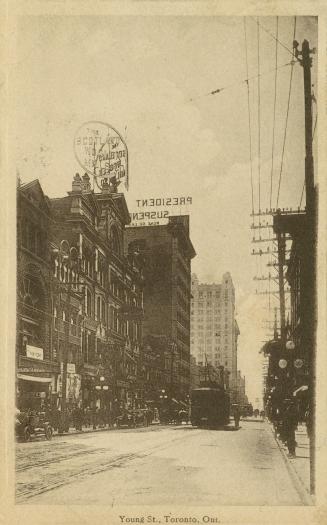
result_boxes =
[17,374,52,383]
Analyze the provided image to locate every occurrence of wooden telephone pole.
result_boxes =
[295,38,316,495]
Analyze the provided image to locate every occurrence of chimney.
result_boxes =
[101,177,111,194]
[81,173,91,192]
[72,173,82,193]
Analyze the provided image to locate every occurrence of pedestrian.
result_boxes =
[283,399,298,458]
[233,405,240,429]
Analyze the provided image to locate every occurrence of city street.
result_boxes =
[16,420,307,506]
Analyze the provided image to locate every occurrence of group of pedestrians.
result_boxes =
[46,403,155,433]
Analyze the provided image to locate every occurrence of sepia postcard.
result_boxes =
[1,1,327,524]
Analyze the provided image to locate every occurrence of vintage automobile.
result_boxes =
[115,409,148,428]
[15,410,53,442]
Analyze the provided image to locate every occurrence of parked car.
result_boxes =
[15,410,53,442]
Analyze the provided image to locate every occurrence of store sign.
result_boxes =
[74,121,128,190]
[57,373,81,400]
[26,345,43,361]
[129,196,193,227]
[67,363,76,374]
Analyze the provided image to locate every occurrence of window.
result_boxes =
[101,298,106,323]
[96,296,101,321]
[86,289,92,316]
[110,226,121,254]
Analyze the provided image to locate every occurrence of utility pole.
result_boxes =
[295,38,316,495]
[276,226,286,345]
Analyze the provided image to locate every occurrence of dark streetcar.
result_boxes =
[190,387,230,428]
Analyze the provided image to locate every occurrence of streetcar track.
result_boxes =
[16,429,201,503]
[16,447,109,472]
[16,452,142,503]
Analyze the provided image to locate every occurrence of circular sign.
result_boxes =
[286,340,295,350]
[294,358,304,369]
[74,121,128,190]
[278,359,288,369]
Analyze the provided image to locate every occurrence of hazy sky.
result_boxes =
[13,15,318,405]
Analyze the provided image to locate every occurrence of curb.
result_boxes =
[269,424,314,505]
[52,422,162,438]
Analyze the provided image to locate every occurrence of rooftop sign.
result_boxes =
[74,121,128,191]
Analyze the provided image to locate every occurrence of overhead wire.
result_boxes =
[189,60,292,103]
[269,17,279,210]
[251,16,296,59]
[243,17,255,217]
[276,16,297,208]
[257,18,261,215]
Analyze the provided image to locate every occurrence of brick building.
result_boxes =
[125,216,196,401]
[16,175,144,412]
[16,180,57,409]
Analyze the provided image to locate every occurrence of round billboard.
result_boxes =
[74,121,128,190]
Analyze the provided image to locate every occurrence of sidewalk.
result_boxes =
[273,422,312,504]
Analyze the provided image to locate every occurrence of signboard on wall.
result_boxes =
[57,373,81,400]
[26,345,44,361]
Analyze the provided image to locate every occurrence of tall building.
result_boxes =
[16,174,144,413]
[190,273,239,401]
[125,216,196,401]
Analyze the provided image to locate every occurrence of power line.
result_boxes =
[189,61,292,103]
[276,17,297,208]
[257,18,261,214]
[270,17,279,209]
[244,17,255,216]
[251,16,296,59]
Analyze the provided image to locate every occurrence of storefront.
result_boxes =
[17,354,60,410]
[17,374,52,411]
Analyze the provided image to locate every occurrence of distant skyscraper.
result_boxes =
[190,273,239,400]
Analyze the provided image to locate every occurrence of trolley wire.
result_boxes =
[276,17,297,208]
[244,18,255,216]
[189,60,292,103]
[269,17,279,210]
[250,16,296,59]
[257,18,261,214]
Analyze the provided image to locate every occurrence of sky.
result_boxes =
[12,15,318,406]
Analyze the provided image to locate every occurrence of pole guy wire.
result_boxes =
[276,17,297,208]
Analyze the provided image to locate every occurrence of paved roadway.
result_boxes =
[16,420,306,506]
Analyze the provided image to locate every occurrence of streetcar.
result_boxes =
[190,386,230,428]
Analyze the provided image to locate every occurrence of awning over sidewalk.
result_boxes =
[17,374,52,383]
